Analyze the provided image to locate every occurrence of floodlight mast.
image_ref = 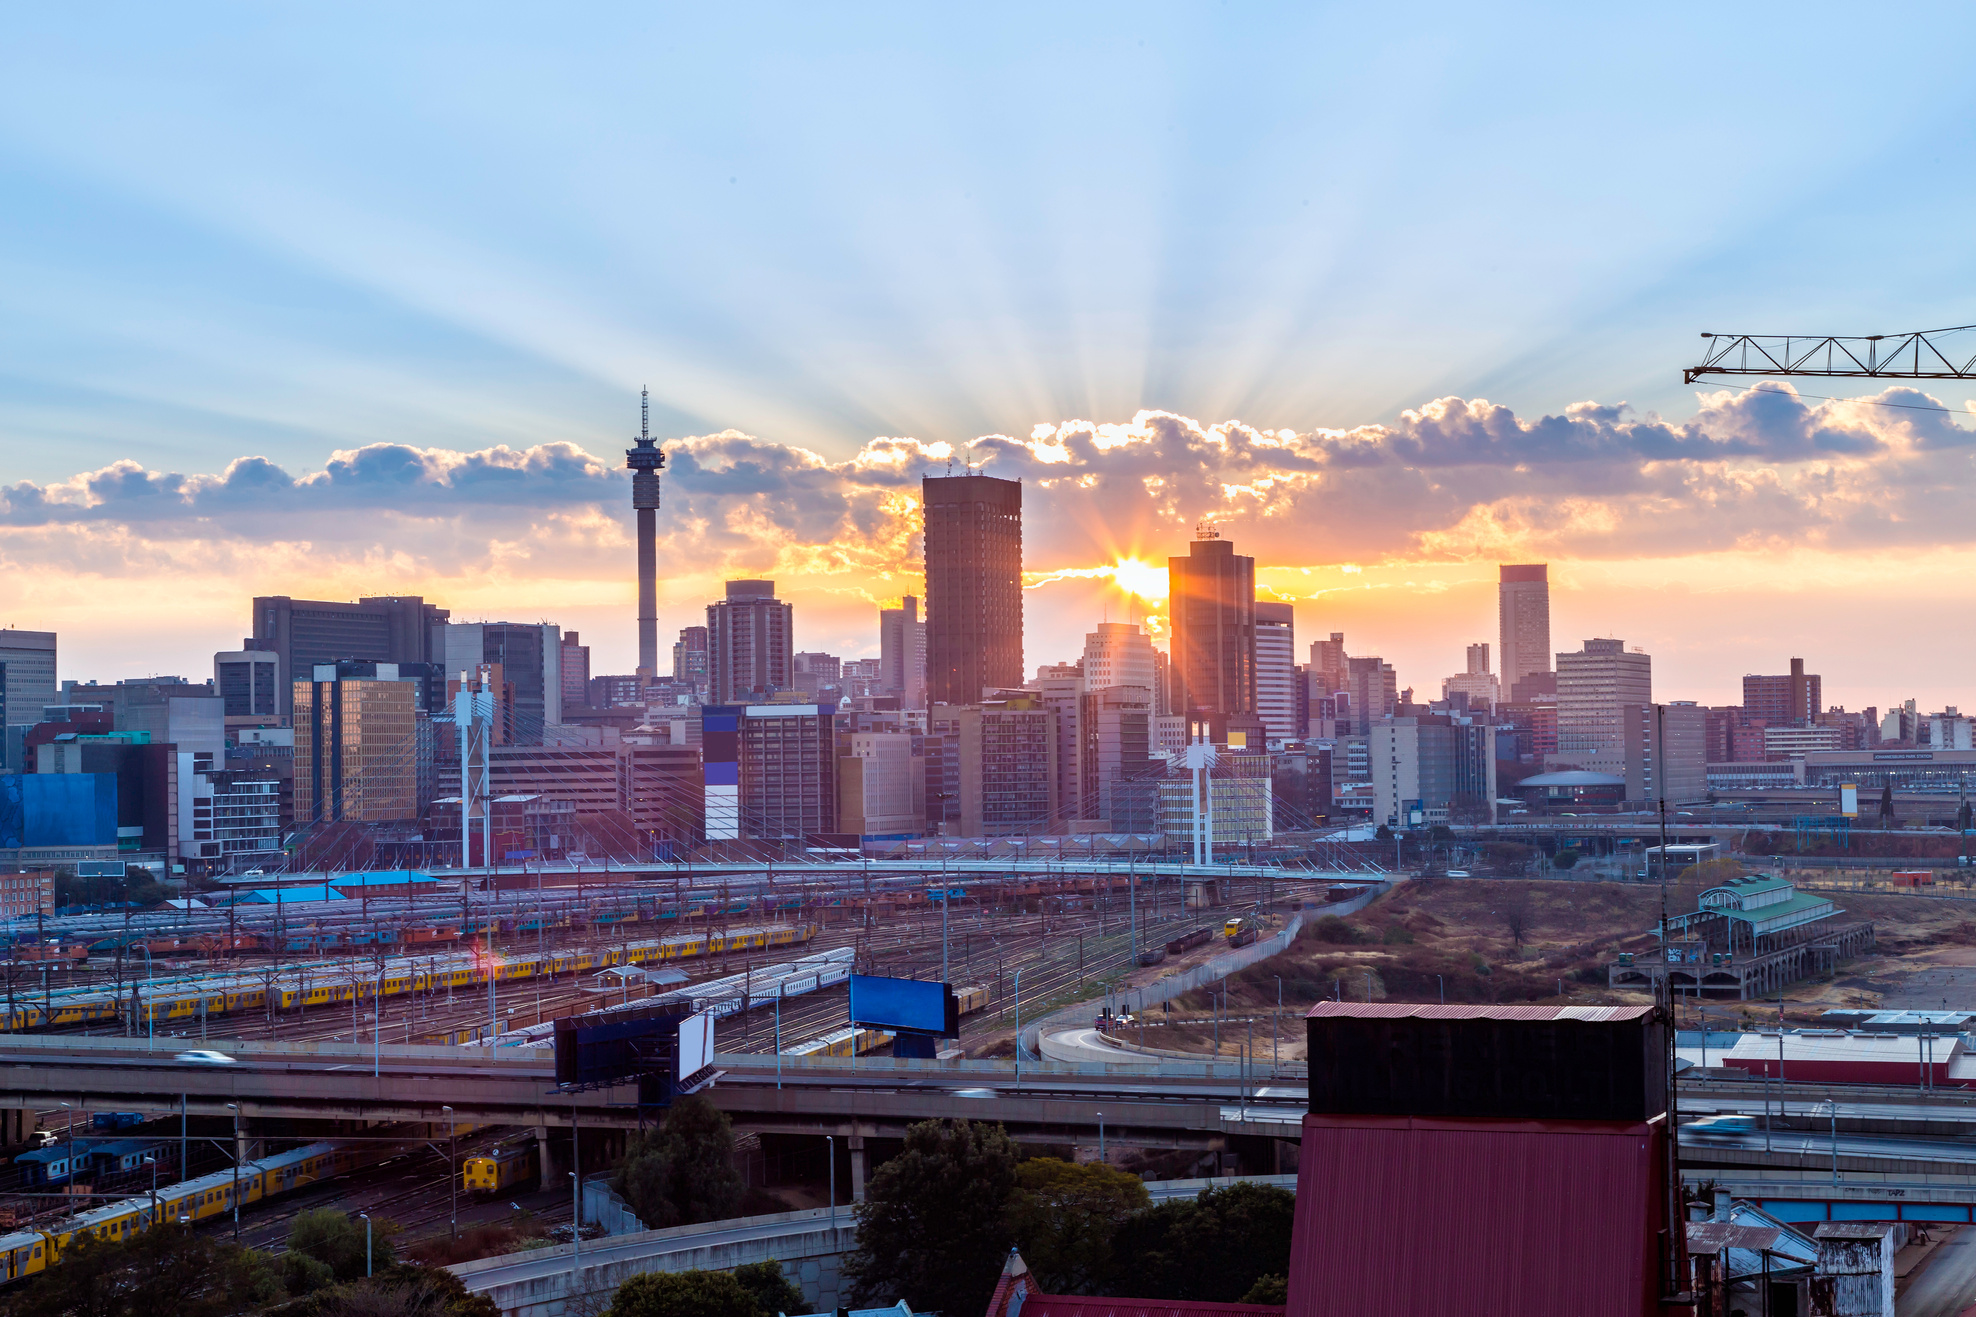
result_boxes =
[1684,324,1976,384]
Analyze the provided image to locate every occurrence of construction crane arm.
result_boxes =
[1683,324,1976,383]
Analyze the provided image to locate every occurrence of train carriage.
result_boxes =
[0,1232,45,1282]
[463,1144,536,1196]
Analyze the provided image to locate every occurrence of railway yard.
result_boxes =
[0,863,1342,1274]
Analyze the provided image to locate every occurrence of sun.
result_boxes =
[1109,557,1168,601]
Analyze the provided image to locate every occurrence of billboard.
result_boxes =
[1840,783,1858,818]
[849,974,957,1037]
[553,1005,694,1088]
[676,1010,715,1081]
[0,774,118,849]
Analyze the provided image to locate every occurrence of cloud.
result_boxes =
[3,384,1974,598]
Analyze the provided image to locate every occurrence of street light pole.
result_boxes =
[1097,1111,1105,1163]
[359,1212,372,1277]
[227,1103,240,1239]
[444,1105,456,1239]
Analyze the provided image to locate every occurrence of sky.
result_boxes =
[7,4,1976,711]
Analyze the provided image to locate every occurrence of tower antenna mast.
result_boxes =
[626,387,667,679]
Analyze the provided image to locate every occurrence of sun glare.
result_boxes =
[1109,557,1168,600]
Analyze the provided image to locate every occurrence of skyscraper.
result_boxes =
[1167,528,1257,730]
[293,669,418,824]
[252,595,449,721]
[435,622,563,743]
[1498,564,1551,700]
[0,629,57,772]
[1254,601,1297,746]
[1441,642,1499,711]
[879,595,927,707]
[672,626,709,693]
[560,632,591,709]
[1555,638,1652,780]
[923,474,1023,704]
[706,581,793,704]
[1309,632,1348,696]
[626,389,667,678]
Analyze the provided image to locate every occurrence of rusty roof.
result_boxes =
[1686,1222,1782,1255]
[1814,1222,1897,1239]
[1304,1002,1654,1022]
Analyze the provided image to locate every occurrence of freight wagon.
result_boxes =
[1164,928,1214,956]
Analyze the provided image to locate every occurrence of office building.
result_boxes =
[1618,701,1708,805]
[706,581,793,705]
[0,629,57,773]
[700,703,836,842]
[1167,528,1257,724]
[879,596,927,707]
[1157,754,1272,853]
[1442,642,1500,712]
[293,670,419,824]
[1032,662,1084,826]
[214,648,281,725]
[1309,632,1348,697]
[252,595,448,721]
[672,626,709,693]
[60,677,227,760]
[923,474,1024,704]
[1253,602,1297,746]
[1498,564,1551,700]
[1744,657,1821,728]
[436,623,562,744]
[1082,623,1155,697]
[0,872,53,921]
[1078,684,1157,828]
[956,698,1057,837]
[793,652,842,700]
[1554,638,1652,781]
[622,742,705,850]
[838,731,922,838]
[560,632,592,709]
[1371,714,1497,827]
[1346,656,1397,736]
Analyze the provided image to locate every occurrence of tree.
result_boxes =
[1104,1182,1296,1302]
[612,1095,745,1229]
[291,1208,397,1281]
[1501,896,1532,949]
[1241,1274,1287,1304]
[844,1119,1019,1317]
[604,1269,760,1317]
[731,1261,805,1317]
[8,1225,282,1317]
[1005,1158,1150,1295]
[304,1264,500,1317]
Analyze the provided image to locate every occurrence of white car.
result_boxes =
[174,1050,237,1065]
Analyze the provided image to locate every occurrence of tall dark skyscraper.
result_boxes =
[1167,527,1256,725]
[252,595,448,722]
[923,474,1023,705]
[626,388,667,678]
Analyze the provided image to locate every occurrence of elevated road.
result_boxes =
[0,1035,1308,1149]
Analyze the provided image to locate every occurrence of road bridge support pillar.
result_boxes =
[848,1135,866,1204]
[535,1122,558,1183]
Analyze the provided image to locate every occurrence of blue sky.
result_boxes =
[7,4,1976,704]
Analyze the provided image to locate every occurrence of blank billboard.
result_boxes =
[676,1010,714,1080]
[850,975,952,1036]
[0,774,117,849]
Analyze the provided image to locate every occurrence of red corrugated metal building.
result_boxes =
[1289,1004,1677,1317]
[1719,1031,1972,1088]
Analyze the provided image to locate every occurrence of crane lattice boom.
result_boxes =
[1684,324,1976,383]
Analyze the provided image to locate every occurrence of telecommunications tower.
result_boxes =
[626,388,667,677]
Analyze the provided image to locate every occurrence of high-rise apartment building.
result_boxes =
[838,731,921,838]
[1554,638,1652,780]
[436,622,563,744]
[293,671,418,824]
[253,596,449,721]
[1254,602,1297,746]
[0,629,57,772]
[957,698,1057,837]
[879,595,927,707]
[214,648,281,724]
[672,626,710,692]
[706,581,793,704]
[1167,528,1256,724]
[1619,701,1708,804]
[1743,657,1820,727]
[923,474,1023,704]
[1371,714,1497,827]
[1498,565,1551,700]
[1033,662,1084,827]
[1078,683,1156,828]
[560,632,592,709]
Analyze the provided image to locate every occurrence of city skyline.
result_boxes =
[10,10,1976,707]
